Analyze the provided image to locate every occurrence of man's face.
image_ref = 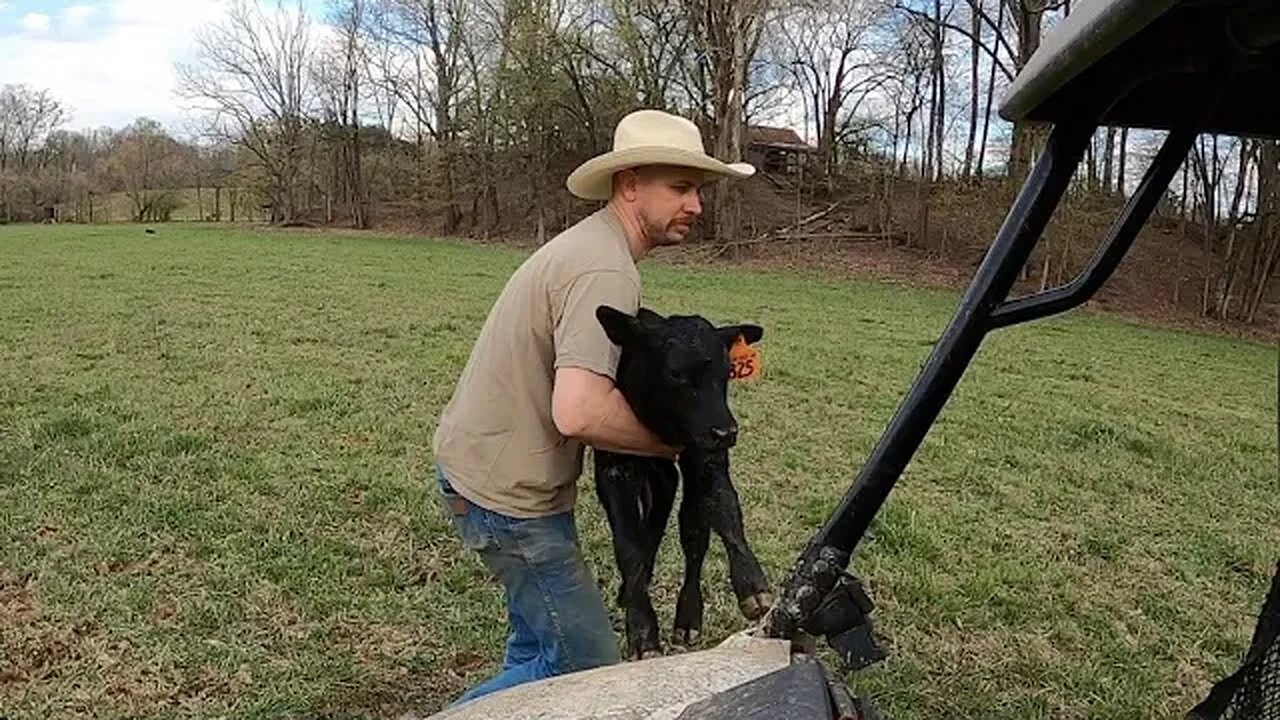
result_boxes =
[626,165,707,246]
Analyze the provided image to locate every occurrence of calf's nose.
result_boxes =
[710,424,738,446]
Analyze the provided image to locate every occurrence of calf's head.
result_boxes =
[596,305,762,451]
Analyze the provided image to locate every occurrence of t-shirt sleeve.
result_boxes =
[553,270,640,380]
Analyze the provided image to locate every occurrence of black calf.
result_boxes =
[593,306,772,659]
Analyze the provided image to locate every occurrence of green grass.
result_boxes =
[1,223,1276,719]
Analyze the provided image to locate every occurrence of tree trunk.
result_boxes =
[1245,140,1280,323]
[1174,167,1189,305]
[977,0,1005,179]
[924,66,937,184]
[1245,236,1279,323]
[1102,126,1116,196]
[933,0,946,182]
[963,0,981,179]
[902,87,918,178]
[1086,131,1097,193]
[1212,141,1253,319]
[1007,0,1043,180]
[1196,135,1221,316]
[704,0,755,243]
[1,140,8,223]
[350,51,367,228]
[1117,127,1129,199]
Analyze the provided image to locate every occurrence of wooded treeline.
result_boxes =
[2,0,1276,323]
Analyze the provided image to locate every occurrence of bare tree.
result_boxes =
[0,84,66,221]
[777,0,885,179]
[1005,0,1054,180]
[1244,140,1280,323]
[926,0,951,182]
[326,0,370,228]
[962,0,981,178]
[606,0,690,108]
[1210,139,1256,319]
[178,0,314,223]
[974,0,1004,178]
[892,15,933,178]
[106,118,188,222]
[368,0,469,231]
[896,0,1059,179]
[314,0,371,227]
[1116,126,1128,199]
[684,0,771,242]
[1101,126,1116,195]
[1191,134,1228,315]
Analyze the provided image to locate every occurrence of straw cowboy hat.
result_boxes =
[566,109,755,201]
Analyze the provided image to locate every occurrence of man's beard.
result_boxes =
[643,212,694,246]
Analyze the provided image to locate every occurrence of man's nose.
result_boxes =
[687,191,702,216]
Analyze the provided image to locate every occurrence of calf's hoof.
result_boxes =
[672,627,701,647]
[627,634,663,661]
[739,592,774,620]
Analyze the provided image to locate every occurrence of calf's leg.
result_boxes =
[673,476,711,646]
[681,450,773,621]
[594,454,677,659]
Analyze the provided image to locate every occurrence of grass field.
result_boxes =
[1,223,1276,720]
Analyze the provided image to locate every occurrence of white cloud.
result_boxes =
[20,12,51,33]
[0,0,229,132]
[0,4,12,13]
[63,5,99,27]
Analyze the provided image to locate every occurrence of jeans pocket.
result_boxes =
[436,467,499,553]
[436,473,467,517]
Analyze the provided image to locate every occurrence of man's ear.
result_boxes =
[716,323,764,347]
[614,168,641,201]
[597,305,644,347]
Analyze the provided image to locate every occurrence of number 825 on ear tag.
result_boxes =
[728,336,761,382]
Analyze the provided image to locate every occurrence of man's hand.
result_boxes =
[552,367,680,458]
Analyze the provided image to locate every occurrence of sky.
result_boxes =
[0,0,325,133]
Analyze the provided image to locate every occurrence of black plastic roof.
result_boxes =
[999,0,1280,139]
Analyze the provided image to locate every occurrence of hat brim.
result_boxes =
[566,146,756,201]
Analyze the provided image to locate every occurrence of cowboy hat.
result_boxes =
[566,109,756,201]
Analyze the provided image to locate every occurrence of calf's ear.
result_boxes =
[596,305,645,347]
[716,323,764,347]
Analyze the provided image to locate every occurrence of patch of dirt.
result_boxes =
[0,569,38,622]
[335,618,437,664]
[0,569,79,689]
[446,649,488,673]
[307,620,451,718]
[0,567,241,717]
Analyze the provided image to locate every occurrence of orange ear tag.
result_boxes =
[728,335,761,382]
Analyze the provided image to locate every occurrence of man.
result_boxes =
[431,108,754,705]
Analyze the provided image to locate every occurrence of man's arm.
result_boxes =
[552,367,679,458]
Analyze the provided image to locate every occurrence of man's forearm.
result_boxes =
[574,388,676,458]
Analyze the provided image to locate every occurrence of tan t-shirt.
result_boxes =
[432,208,641,518]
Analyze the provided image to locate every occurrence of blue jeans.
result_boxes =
[435,466,620,706]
